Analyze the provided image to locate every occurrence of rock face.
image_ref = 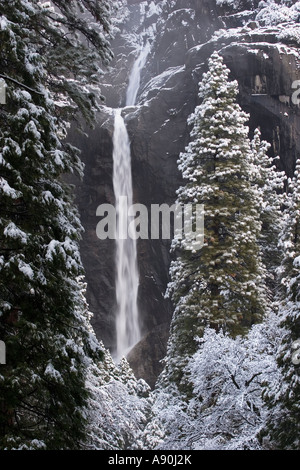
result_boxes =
[126,322,170,390]
[70,0,300,387]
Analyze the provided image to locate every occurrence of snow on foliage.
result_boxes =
[149,48,289,451]
[261,159,300,449]
[278,23,300,44]
[162,52,269,394]
[0,0,114,450]
[216,0,240,8]
[211,1,300,51]
[186,317,281,450]
[256,1,300,26]
[249,129,286,278]
[84,347,152,450]
[3,222,27,245]
[1,0,299,451]
[148,313,282,450]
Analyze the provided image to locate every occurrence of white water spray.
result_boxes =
[113,39,151,360]
[113,109,140,360]
[126,41,150,107]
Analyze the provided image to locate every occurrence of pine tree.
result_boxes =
[0,0,112,449]
[262,159,300,450]
[249,128,286,285]
[162,52,267,391]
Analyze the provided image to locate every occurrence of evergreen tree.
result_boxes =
[162,52,267,391]
[249,128,286,285]
[262,159,300,450]
[0,0,112,449]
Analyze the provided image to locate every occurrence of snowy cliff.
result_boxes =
[70,0,300,387]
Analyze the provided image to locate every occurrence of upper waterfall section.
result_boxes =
[126,41,151,106]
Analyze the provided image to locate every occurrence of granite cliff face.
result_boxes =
[70,0,300,388]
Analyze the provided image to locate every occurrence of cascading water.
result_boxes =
[113,39,150,360]
[126,40,150,107]
[113,110,140,360]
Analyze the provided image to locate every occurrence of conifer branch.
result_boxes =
[0,74,44,96]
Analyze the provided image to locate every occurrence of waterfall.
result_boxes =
[113,109,140,360]
[126,41,150,107]
[112,39,150,360]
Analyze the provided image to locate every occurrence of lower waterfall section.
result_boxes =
[112,109,140,361]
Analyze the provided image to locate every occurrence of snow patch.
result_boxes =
[44,362,63,383]
[18,261,34,280]
[216,0,239,6]
[147,1,161,18]
[0,177,22,199]
[0,15,8,30]
[293,255,300,268]
[4,222,27,244]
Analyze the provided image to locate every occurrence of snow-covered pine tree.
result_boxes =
[261,159,300,450]
[162,51,267,392]
[249,128,286,286]
[0,0,112,449]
